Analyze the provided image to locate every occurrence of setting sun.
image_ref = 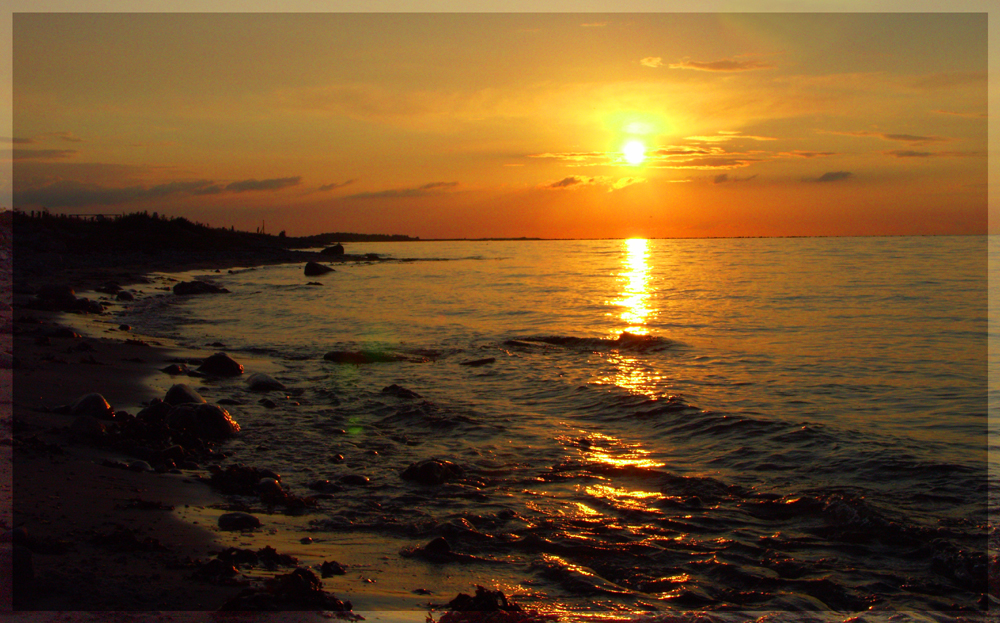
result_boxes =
[623,140,646,166]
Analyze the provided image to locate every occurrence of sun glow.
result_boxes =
[623,140,646,166]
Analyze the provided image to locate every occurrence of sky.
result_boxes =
[3,6,996,239]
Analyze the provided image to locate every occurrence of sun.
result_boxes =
[623,140,646,166]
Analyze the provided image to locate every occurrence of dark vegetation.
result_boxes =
[8,210,413,292]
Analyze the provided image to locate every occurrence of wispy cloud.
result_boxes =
[640,57,663,68]
[14,175,303,208]
[347,181,458,200]
[816,171,852,182]
[832,130,950,145]
[669,57,774,72]
[686,132,777,143]
[544,176,644,191]
[779,150,837,158]
[226,177,302,193]
[884,149,985,158]
[931,109,988,119]
[318,179,357,192]
[714,173,758,184]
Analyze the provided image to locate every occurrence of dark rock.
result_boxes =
[446,585,524,613]
[382,384,421,399]
[116,291,135,301]
[197,352,244,376]
[69,415,108,441]
[163,383,207,406]
[247,372,285,391]
[320,560,346,577]
[339,474,370,486]
[401,458,464,486]
[304,261,334,276]
[320,244,345,256]
[54,393,115,420]
[167,403,241,441]
[192,557,239,582]
[161,363,190,375]
[95,282,122,295]
[365,253,379,260]
[258,398,278,409]
[173,280,230,296]
[460,357,496,367]
[219,567,352,611]
[218,512,261,531]
[118,323,132,331]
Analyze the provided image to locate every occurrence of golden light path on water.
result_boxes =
[600,238,666,396]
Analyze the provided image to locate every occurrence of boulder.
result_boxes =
[55,393,115,420]
[401,458,464,486]
[167,403,241,441]
[173,280,230,296]
[303,261,334,277]
[247,373,285,392]
[116,291,135,301]
[69,415,108,441]
[218,512,261,531]
[197,352,244,376]
[320,244,345,256]
[164,383,207,406]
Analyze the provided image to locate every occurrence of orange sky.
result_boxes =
[7,11,992,238]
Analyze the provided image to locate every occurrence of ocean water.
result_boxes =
[119,236,990,614]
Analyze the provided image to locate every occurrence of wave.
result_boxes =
[505,331,679,354]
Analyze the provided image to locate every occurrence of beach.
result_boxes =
[3,217,466,618]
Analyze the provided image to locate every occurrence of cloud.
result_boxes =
[318,179,357,192]
[44,131,84,143]
[548,176,587,189]
[685,132,777,142]
[347,181,458,200]
[714,173,758,184]
[640,57,663,68]
[14,179,218,208]
[816,171,852,182]
[884,149,985,158]
[12,149,78,160]
[225,177,302,193]
[831,130,950,145]
[14,175,302,208]
[779,150,837,158]
[932,109,988,119]
[669,57,774,72]
[610,177,644,191]
[885,150,932,158]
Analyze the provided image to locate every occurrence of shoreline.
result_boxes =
[7,252,459,617]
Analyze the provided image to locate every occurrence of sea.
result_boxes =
[112,235,991,616]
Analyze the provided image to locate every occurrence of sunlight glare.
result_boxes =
[623,140,646,166]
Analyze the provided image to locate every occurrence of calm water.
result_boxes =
[120,236,989,614]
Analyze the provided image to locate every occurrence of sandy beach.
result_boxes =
[3,217,492,619]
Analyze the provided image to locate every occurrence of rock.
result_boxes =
[219,567,352,611]
[55,393,115,420]
[218,512,261,531]
[69,415,108,441]
[163,383,207,406]
[247,372,285,392]
[382,384,421,399]
[320,244,345,256]
[258,398,278,409]
[446,585,523,614]
[37,285,77,306]
[116,291,135,301]
[160,363,189,375]
[460,357,496,367]
[95,282,122,295]
[303,261,334,277]
[197,352,244,376]
[173,280,230,296]
[167,403,241,441]
[118,324,132,331]
[339,474,370,486]
[320,560,346,577]
[256,478,283,497]
[401,458,464,486]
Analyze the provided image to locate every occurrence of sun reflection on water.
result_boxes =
[614,238,652,334]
